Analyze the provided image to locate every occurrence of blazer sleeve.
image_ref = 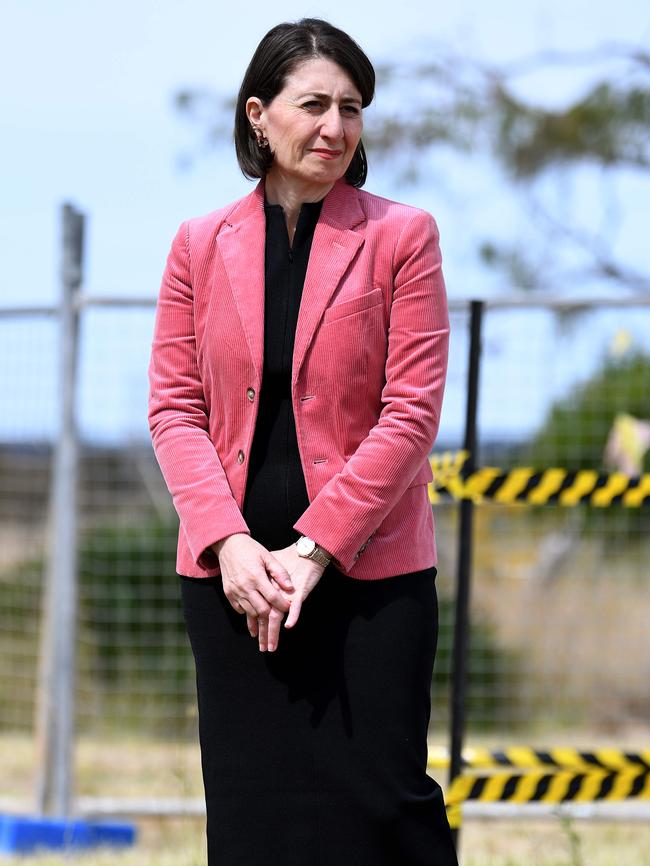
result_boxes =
[147,220,251,570]
[293,209,449,572]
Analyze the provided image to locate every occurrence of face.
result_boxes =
[246,56,364,189]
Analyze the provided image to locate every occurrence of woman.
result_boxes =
[148,17,457,866]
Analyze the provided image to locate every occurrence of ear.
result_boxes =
[245,97,264,126]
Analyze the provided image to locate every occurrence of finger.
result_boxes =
[257,615,269,652]
[224,581,247,613]
[246,612,258,638]
[237,596,256,615]
[267,607,284,652]
[229,595,246,615]
[284,597,303,629]
[247,588,275,618]
[253,581,291,613]
[238,597,258,632]
[263,554,294,593]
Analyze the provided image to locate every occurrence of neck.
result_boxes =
[263,171,335,224]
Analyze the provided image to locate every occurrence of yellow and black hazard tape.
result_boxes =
[443,767,650,829]
[427,450,650,507]
[428,746,650,772]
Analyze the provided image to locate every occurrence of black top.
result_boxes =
[241,194,325,551]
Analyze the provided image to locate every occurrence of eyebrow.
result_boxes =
[299,91,362,106]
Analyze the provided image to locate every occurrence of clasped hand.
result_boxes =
[214,534,326,652]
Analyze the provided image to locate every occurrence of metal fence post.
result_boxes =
[448,299,483,848]
[34,202,84,816]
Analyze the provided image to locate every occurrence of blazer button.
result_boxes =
[246,387,255,402]
[237,449,245,464]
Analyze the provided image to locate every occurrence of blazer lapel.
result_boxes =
[215,185,266,382]
[292,178,366,384]
[215,176,366,383]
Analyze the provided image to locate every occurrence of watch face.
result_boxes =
[297,536,316,556]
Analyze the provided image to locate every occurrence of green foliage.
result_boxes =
[431,595,525,732]
[0,554,45,732]
[513,350,650,543]
[76,513,195,737]
[558,814,585,866]
[495,81,650,179]
[523,350,650,470]
[1,510,525,736]
[0,512,197,737]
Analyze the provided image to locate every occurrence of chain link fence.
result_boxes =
[1,213,649,815]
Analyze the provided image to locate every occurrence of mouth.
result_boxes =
[310,149,342,159]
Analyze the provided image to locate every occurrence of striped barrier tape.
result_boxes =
[427,451,650,507]
[428,746,650,772]
[443,767,650,829]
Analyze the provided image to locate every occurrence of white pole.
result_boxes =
[34,202,84,816]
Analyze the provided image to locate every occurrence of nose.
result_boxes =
[319,104,344,141]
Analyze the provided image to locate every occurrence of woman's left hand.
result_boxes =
[251,543,326,651]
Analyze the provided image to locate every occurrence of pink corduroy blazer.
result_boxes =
[147,175,449,580]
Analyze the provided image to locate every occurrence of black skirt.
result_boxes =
[180,564,458,866]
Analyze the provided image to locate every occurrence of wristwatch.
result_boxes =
[296,535,332,568]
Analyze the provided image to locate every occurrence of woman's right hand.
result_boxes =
[213,533,294,650]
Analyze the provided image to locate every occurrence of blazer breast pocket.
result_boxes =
[322,287,384,325]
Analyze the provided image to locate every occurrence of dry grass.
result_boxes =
[1,816,649,865]
[5,726,650,805]
[460,819,650,865]
[3,732,650,865]
[434,505,650,729]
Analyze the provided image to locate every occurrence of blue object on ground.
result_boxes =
[0,813,137,854]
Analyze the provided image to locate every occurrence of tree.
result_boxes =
[516,350,650,545]
[524,349,650,472]
[173,42,650,294]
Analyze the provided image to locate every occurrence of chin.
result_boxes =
[298,157,348,177]
[310,164,348,181]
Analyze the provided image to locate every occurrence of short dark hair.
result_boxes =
[234,18,375,188]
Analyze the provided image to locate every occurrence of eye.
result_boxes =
[301,101,361,114]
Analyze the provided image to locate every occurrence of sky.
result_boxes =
[1,1,649,444]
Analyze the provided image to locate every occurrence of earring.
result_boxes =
[251,125,269,148]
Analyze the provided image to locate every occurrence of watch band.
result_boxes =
[296,535,332,567]
[309,545,332,568]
